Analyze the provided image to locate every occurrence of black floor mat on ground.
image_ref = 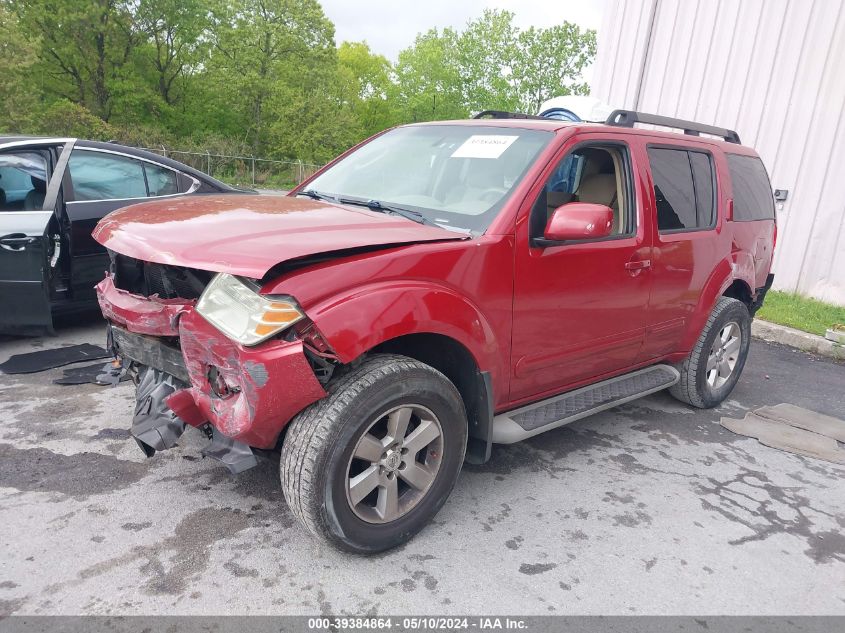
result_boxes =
[53,361,129,385]
[0,344,110,375]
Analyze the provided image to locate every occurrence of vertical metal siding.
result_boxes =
[593,0,845,305]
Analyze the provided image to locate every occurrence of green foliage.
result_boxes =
[757,291,845,337]
[393,10,596,117]
[1,1,597,162]
[0,5,40,132]
[35,99,117,139]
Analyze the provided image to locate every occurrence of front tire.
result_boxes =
[280,354,467,553]
[669,296,751,408]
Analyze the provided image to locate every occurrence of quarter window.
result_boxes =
[144,163,180,197]
[647,147,716,232]
[69,151,147,201]
[726,154,775,221]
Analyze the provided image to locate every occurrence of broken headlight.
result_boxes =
[196,273,304,346]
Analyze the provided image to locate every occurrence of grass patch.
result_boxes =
[756,291,845,336]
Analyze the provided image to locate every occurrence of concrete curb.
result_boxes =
[752,319,845,361]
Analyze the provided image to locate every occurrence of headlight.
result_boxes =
[196,273,304,346]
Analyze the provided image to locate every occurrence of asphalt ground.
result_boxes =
[0,314,843,615]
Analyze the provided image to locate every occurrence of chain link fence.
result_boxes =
[140,147,323,190]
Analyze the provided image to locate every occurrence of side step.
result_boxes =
[492,365,680,444]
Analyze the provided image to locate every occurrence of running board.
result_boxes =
[492,365,680,444]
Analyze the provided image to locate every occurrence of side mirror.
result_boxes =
[543,202,614,243]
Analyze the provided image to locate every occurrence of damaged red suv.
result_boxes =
[94,110,776,553]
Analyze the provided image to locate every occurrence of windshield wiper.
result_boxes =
[298,190,440,228]
[296,189,334,202]
[335,197,440,228]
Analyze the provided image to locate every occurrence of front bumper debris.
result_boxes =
[132,366,186,457]
[97,273,328,470]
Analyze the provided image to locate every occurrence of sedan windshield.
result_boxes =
[303,125,553,233]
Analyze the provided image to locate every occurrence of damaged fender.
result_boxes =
[176,310,327,448]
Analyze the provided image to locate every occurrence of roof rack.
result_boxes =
[473,110,548,121]
[605,109,741,144]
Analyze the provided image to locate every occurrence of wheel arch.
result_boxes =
[680,256,755,350]
[305,282,501,464]
[371,333,494,464]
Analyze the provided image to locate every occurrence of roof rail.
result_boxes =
[605,109,741,144]
[473,110,548,121]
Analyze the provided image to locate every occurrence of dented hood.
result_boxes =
[93,194,465,278]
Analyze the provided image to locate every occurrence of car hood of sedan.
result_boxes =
[93,194,467,279]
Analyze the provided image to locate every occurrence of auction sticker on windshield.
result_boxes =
[451,135,519,159]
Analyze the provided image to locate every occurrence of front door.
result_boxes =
[0,145,65,334]
[510,135,652,403]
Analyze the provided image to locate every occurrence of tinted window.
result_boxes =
[0,152,48,211]
[69,151,147,201]
[648,147,717,231]
[689,151,715,226]
[727,154,774,221]
[144,163,180,196]
[648,148,696,230]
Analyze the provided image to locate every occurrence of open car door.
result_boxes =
[0,140,74,335]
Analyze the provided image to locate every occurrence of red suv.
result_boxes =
[94,110,776,553]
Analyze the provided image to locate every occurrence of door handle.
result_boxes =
[0,234,37,251]
[624,259,651,271]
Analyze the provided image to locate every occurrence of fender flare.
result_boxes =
[681,253,755,350]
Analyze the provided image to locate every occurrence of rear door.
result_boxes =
[0,141,72,335]
[637,141,722,360]
[65,147,191,301]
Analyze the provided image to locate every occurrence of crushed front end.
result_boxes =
[97,254,330,473]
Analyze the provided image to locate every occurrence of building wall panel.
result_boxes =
[593,0,845,304]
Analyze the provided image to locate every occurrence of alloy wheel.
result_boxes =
[345,404,443,524]
[706,321,742,389]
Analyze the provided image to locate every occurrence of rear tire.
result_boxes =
[280,354,467,554]
[669,296,751,408]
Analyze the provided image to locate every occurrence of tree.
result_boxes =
[16,0,140,120]
[135,0,210,107]
[393,11,597,120]
[513,23,596,112]
[393,28,466,122]
[336,41,397,137]
[456,9,521,112]
[0,5,41,131]
[208,0,336,155]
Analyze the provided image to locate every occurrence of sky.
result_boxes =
[318,0,607,62]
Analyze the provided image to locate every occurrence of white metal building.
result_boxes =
[591,0,845,305]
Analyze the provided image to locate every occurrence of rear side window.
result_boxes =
[647,147,717,232]
[727,154,775,221]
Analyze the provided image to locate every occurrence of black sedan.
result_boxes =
[0,136,246,335]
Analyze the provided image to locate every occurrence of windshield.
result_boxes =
[304,125,553,233]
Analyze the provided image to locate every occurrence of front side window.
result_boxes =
[0,152,48,211]
[648,147,716,232]
[69,151,147,201]
[530,144,633,239]
[726,154,775,221]
[304,125,553,233]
